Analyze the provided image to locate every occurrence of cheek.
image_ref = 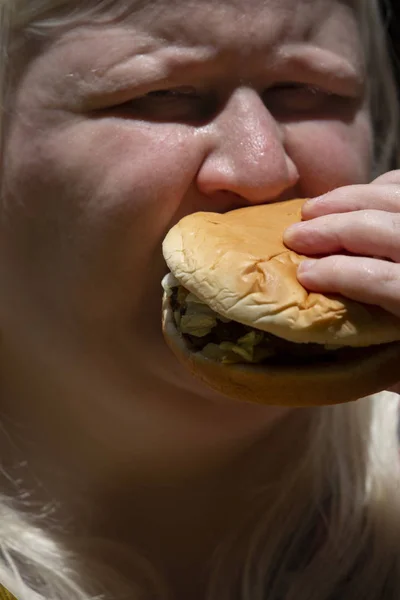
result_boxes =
[284,113,373,197]
[1,118,203,327]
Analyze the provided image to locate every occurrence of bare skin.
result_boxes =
[0,0,379,596]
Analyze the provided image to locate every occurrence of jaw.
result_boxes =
[162,297,400,407]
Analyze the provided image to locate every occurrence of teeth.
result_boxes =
[161,272,180,295]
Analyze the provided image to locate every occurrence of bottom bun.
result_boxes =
[162,299,400,407]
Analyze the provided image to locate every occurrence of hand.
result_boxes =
[283,171,400,318]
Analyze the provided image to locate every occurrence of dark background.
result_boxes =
[382,0,400,79]
[384,0,400,39]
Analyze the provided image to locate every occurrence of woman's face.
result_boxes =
[0,0,372,442]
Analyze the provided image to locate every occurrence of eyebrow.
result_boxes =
[274,45,365,92]
[72,43,218,101]
[66,27,365,109]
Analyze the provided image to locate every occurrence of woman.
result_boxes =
[0,0,399,598]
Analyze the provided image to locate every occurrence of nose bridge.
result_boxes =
[197,88,299,202]
[220,89,282,161]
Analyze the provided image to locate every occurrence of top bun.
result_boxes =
[162,199,400,347]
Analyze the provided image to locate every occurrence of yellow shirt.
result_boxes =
[0,585,17,600]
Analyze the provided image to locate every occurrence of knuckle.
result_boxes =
[388,185,400,208]
[374,169,400,185]
[391,213,400,234]
[379,265,400,314]
[378,262,398,286]
[389,215,400,260]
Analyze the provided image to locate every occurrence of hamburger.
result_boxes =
[161,198,400,406]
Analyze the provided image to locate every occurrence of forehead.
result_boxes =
[53,0,361,71]
[134,0,352,37]
[16,0,363,103]
[94,0,358,46]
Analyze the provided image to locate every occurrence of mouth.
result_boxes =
[160,201,400,406]
[162,274,390,368]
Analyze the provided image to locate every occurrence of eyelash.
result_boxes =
[264,83,336,111]
[107,83,347,122]
[110,86,213,122]
[146,87,200,99]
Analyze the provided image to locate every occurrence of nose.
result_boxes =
[197,88,299,204]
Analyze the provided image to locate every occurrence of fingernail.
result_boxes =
[298,259,317,274]
[302,195,325,214]
[305,194,325,207]
[283,222,307,241]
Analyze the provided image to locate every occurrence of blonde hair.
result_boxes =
[0,1,400,599]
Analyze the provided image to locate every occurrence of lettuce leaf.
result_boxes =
[179,310,218,337]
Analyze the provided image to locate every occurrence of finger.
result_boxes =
[371,170,400,185]
[302,183,400,220]
[297,255,400,318]
[284,210,400,262]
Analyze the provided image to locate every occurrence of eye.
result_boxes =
[263,83,344,116]
[146,87,200,99]
[108,86,215,123]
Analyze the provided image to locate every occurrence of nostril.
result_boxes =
[195,90,300,204]
[285,155,300,186]
[196,146,300,205]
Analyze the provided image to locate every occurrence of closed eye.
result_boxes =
[104,86,216,124]
[145,86,200,99]
[263,83,354,118]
